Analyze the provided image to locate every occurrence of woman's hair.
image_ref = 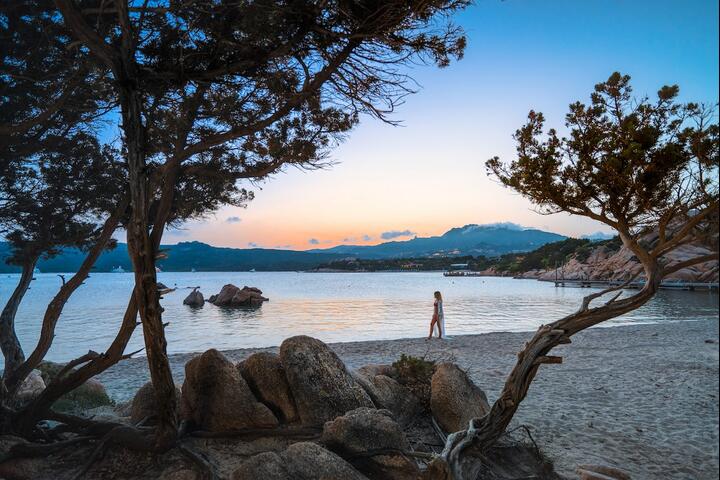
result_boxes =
[434,291,442,301]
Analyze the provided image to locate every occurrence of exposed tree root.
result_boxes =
[1,435,95,462]
[345,448,436,461]
[71,425,159,480]
[177,442,220,480]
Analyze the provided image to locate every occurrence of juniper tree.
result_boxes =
[0,0,256,426]
[436,73,719,479]
[36,0,471,448]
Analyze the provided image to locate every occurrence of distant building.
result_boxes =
[449,263,469,271]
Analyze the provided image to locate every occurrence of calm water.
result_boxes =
[1,272,718,367]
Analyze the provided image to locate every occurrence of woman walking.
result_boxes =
[427,291,444,339]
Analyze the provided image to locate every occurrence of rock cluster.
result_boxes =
[125,335,495,479]
[538,237,718,283]
[208,284,268,307]
[231,441,368,480]
[180,348,278,431]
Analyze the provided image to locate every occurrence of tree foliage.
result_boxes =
[487,72,718,251]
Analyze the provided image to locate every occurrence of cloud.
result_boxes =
[462,222,526,233]
[483,222,525,231]
[380,229,416,240]
[362,234,373,242]
[247,242,260,248]
[308,238,320,245]
[226,216,241,223]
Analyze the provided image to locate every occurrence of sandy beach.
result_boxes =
[98,319,719,479]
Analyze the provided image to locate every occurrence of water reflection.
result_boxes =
[1,271,717,365]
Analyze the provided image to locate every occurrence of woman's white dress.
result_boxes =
[435,300,445,337]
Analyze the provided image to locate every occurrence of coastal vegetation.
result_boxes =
[315,237,622,273]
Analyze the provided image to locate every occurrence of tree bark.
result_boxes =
[119,81,177,449]
[53,0,177,451]
[0,258,37,400]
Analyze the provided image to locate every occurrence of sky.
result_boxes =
[163,0,720,250]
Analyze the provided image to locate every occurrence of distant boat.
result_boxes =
[111,266,125,273]
[249,268,256,272]
[33,267,41,274]
[191,267,196,273]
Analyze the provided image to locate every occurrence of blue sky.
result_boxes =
[163,0,719,249]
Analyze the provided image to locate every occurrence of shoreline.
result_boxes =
[98,318,720,479]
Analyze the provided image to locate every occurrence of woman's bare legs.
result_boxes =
[427,315,438,339]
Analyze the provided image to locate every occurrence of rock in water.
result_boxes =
[430,362,490,433]
[279,336,374,426]
[183,289,204,307]
[180,349,278,431]
[130,381,182,425]
[322,407,421,480]
[231,442,368,480]
[238,352,298,423]
[208,284,268,307]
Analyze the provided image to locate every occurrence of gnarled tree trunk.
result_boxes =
[13,295,139,434]
[0,257,37,402]
[440,263,663,479]
[3,199,126,401]
[119,78,178,449]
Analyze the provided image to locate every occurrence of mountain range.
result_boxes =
[0,224,566,273]
[310,224,565,259]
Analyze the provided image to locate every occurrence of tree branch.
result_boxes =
[662,253,719,277]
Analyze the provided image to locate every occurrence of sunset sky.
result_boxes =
[164,0,719,250]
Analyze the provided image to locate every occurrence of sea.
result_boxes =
[1,271,718,367]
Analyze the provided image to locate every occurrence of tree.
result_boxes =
[0,0,132,415]
[0,130,126,401]
[43,0,469,449]
[437,73,719,479]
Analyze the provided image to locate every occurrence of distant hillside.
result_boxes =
[0,223,567,273]
[311,224,566,259]
[315,237,618,272]
[0,241,345,273]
